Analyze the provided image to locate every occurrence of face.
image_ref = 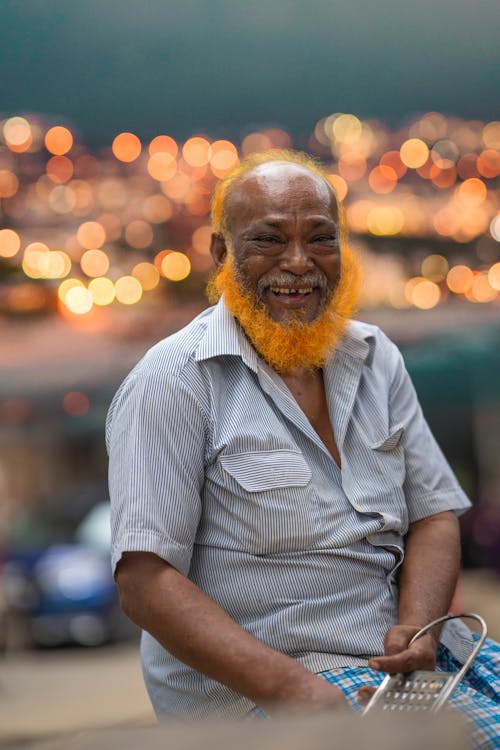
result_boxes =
[212,163,341,325]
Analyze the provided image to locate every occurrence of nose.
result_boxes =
[279,240,313,275]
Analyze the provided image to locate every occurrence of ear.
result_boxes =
[210,233,228,268]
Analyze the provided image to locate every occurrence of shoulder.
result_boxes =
[135,306,214,380]
[343,319,401,364]
[106,308,215,437]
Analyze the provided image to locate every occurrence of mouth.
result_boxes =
[269,286,314,297]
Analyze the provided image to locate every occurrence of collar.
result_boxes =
[194,298,372,371]
[193,298,260,372]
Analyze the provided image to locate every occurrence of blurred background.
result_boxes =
[0,0,499,739]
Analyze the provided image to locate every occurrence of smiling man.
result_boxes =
[106,151,499,742]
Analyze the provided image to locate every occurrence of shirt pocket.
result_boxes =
[218,449,319,554]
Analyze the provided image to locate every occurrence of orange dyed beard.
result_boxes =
[207,248,361,374]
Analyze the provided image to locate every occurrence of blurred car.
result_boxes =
[3,502,136,648]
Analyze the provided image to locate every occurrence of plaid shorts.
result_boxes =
[318,635,500,750]
[249,636,500,749]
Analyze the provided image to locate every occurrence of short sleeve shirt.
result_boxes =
[106,299,471,719]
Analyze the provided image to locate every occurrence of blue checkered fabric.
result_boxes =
[317,635,500,749]
[247,635,500,748]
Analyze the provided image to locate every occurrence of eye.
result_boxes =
[310,234,338,244]
[253,235,282,243]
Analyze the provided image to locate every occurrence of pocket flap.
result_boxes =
[219,450,312,492]
[371,425,405,451]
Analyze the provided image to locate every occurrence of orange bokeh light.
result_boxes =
[429,165,457,189]
[77,221,106,249]
[142,194,174,223]
[132,262,160,291]
[338,153,366,182]
[400,139,429,169]
[368,165,397,194]
[112,132,142,162]
[380,151,407,179]
[149,135,178,157]
[488,262,500,290]
[446,265,474,294]
[0,170,19,198]
[0,228,21,258]
[45,126,73,155]
[63,391,90,416]
[192,225,212,255]
[457,154,479,180]
[241,132,273,155]
[160,251,191,281]
[147,152,177,181]
[182,137,212,168]
[80,249,110,277]
[125,219,153,249]
[456,178,487,205]
[477,150,500,179]
[328,174,348,202]
[46,155,74,184]
[210,140,239,176]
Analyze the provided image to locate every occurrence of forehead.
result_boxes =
[225,162,338,231]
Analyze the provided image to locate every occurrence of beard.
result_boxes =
[206,247,361,374]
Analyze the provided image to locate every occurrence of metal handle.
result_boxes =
[408,611,487,711]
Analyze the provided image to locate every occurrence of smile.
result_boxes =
[269,287,313,295]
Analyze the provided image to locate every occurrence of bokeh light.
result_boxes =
[488,262,500,290]
[400,139,429,169]
[88,277,115,305]
[446,265,474,294]
[80,249,110,277]
[112,132,142,162]
[328,174,348,202]
[149,135,178,157]
[0,228,21,258]
[182,137,212,167]
[114,275,143,304]
[147,152,177,181]
[63,391,90,416]
[142,194,173,223]
[124,220,153,249]
[45,126,73,155]
[3,116,32,152]
[160,251,191,281]
[0,170,19,198]
[421,254,449,281]
[46,156,74,184]
[132,262,160,291]
[64,286,94,314]
[77,221,106,249]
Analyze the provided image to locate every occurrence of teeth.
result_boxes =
[269,287,313,295]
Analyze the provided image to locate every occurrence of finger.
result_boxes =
[384,628,414,656]
[370,647,435,674]
[357,686,376,705]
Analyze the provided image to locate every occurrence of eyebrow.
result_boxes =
[245,217,338,233]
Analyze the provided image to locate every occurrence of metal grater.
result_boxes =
[362,612,487,715]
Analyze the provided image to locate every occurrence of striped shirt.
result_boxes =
[106,298,471,719]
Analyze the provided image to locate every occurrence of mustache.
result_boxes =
[256,273,329,296]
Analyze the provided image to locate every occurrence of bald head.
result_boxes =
[224,161,339,236]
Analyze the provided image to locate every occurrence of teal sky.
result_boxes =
[2,0,499,145]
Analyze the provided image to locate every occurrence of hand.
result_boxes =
[268,672,349,715]
[367,624,438,675]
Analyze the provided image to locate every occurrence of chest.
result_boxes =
[280,371,341,466]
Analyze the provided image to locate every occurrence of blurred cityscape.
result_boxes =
[0,109,499,651]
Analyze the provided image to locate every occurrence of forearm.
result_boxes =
[398,510,461,631]
[369,510,461,673]
[116,551,345,713]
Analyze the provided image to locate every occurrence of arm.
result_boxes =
[116,551,347,714]
[369,510,461,673]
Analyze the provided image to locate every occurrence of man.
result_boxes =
[107,151,499,741]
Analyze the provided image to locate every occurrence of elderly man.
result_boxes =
[107,151,499,743]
